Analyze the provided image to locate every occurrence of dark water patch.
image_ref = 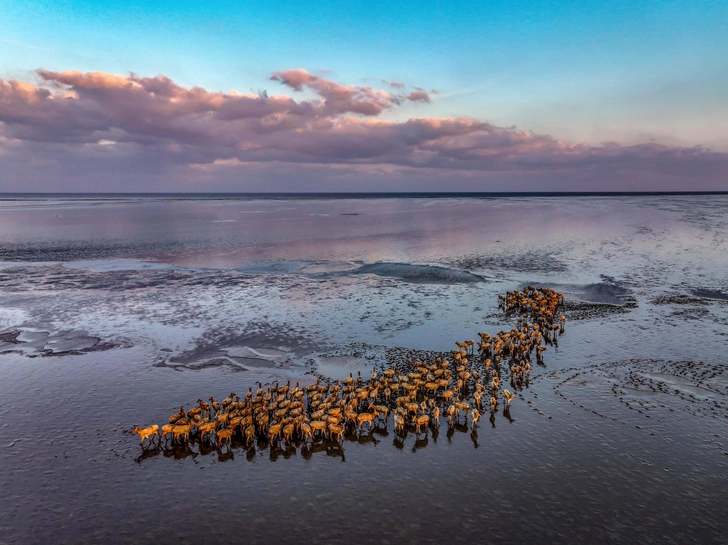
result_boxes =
[352,262,484,284]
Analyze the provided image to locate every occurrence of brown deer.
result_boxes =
[132,425,158,446]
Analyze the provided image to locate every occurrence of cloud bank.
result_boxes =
[0,68,725,191]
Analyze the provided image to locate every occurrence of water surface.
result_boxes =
[1,195,727,544]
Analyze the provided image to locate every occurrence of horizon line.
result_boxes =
[0,191,727,199]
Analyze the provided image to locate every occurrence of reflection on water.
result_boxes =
[134,409,510,465]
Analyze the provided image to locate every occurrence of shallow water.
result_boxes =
[1,195,727,544]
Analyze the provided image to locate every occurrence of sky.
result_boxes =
[0,0,726,192]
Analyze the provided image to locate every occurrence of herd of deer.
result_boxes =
[134,287,566,451]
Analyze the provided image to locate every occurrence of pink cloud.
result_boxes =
[0,69,725,191]
[270,69,428,116]
[406,90,431,103]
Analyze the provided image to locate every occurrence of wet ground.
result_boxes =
[1,195,727,544]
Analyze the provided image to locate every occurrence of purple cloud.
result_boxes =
[0,69,725,191]
[381,80,406,89]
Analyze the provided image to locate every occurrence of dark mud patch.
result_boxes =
[41,339,120,357]
[576,281,631,305]
[0,238,203,262]
[162,323,324,373]
[670,307,711,320]
[525,278,636,320]
[543,277,633,305]
[0,328,123,357]
[0,265,258,292]
[541,359,728,454]
[691,288,728,301]
[446,251,568,274]
[567,359,726,415]
[561,297,637,321]
[167,350,292,372]
[352,262,484,284]
[236,261,312,274]
[652,293,713,306]
[650,292,728,322]
[312,342,451,382]
[196,323,323,358]
[384,346,452,371]
[312,343,387,379]
[157,357,249,373]
[0,329,22,344]
[236,261,362,277]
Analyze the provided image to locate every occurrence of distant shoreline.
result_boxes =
[0,191,727,201]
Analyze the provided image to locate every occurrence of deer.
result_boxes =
[132,425,158,447]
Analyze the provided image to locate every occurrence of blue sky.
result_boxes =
[0,0,726,190]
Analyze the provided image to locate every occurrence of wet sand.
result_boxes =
[1,195,727,544]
